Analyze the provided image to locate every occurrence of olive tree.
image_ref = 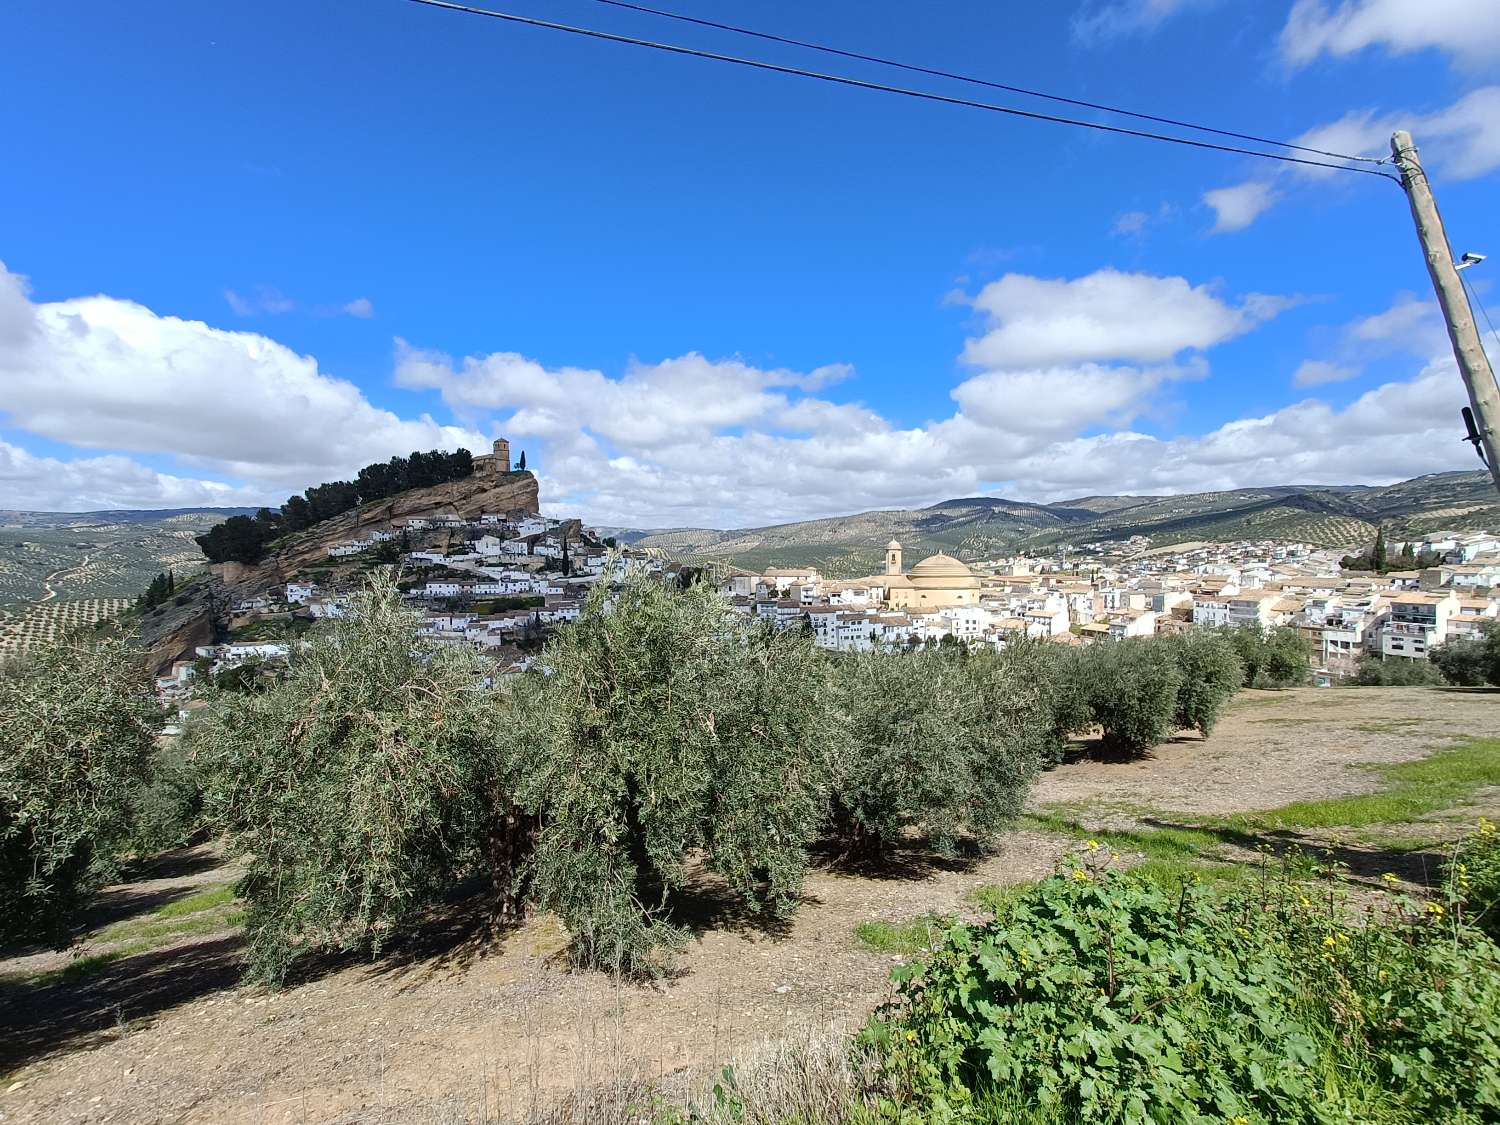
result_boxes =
[1080,638,1183,756]
[197,573,521,985]
[830,645,1044,858]
[0,638,160,947]
[1166,630,1244,737]
[512,570,840,976]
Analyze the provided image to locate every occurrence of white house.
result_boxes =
[286,582,319,605]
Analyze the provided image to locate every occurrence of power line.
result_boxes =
[401,0,1402,183]
[578,0,1388,166]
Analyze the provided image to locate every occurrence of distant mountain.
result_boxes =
[629,472,1499,577]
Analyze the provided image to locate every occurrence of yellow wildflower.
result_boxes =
[1085,839,1100,851]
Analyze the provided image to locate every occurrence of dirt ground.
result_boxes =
[2,686,1497,1124]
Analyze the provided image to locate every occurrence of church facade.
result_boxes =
[874,540,981,610]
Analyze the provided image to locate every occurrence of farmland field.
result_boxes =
[0,598,136,659]
[0,509,242,613]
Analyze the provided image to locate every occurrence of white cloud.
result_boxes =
[1347,292,1449,355]
[0,439,271,513]
[1292,359,1359,386]
[343,297,375,319]
[1001,356,1470,500]
[1205,88,1500,233]
[1281,0,1500,68]
[1110,202,1176,239]
[0,261,484,500]
[959,269,1285,368]
[1073,0,1217,43]
[1203,182,1279,234]
[950,360,1206,436]
[1,259,1478,525]
[224,285,295,316]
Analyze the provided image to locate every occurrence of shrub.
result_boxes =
[1351,654,1445,686]
[871,855,1500,1123]
[1080,638,1182,755]
[0,638,160,947]
[197,573,521,985]
[1431,628,1499,686]
[830,647,1043,858]
[1165,629,1244,736]
[513,570,840,976]
[1227,623,1312,689]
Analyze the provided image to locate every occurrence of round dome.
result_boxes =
[887,539,902,549]
[906,552,979,589]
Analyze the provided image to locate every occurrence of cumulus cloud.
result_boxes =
[1,257,1479,525]
[1281,0,1500,68]
[1203,182,1279,234]
[1072,0,1217,43]
[958,269,1285,368]
[0,261,484,503]
[1204,88,1500,233]
[0,439,272,513]
[1001,356,1470,500]
[343,297,375,319]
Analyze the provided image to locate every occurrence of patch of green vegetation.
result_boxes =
[96,885,243,952]
[1222,738,1500,830]
[155,885,235,918]
[853,914,953,956]
[2,950,128,990]
[1024,813,1249,887]
[970,882,1032,914]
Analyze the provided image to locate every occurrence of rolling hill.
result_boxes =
[628,471,1500,576]
[0,508,256,612]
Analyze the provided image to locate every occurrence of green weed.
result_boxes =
[1224,738,1500,830]
[853,914,953,956]
[154,885,235,918]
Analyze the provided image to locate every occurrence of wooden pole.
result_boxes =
[1390,129,1500,496]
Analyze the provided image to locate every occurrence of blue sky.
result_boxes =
[2,0,1498,526]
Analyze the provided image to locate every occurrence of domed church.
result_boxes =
[876,540,980,610]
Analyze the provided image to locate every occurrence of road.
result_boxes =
[37,552,95,603]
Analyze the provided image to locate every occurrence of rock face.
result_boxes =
[213,470,540,596]
[130,578,224,675]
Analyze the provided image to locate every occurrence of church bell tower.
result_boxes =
[885,539,903,576]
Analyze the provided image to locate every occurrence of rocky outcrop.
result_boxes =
[129,577,224,675]
[213,471,540,596]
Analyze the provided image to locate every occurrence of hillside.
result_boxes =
[631,471,1498,575]
[0,508,252,612]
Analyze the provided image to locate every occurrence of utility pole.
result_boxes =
[1390,130,1500,496]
